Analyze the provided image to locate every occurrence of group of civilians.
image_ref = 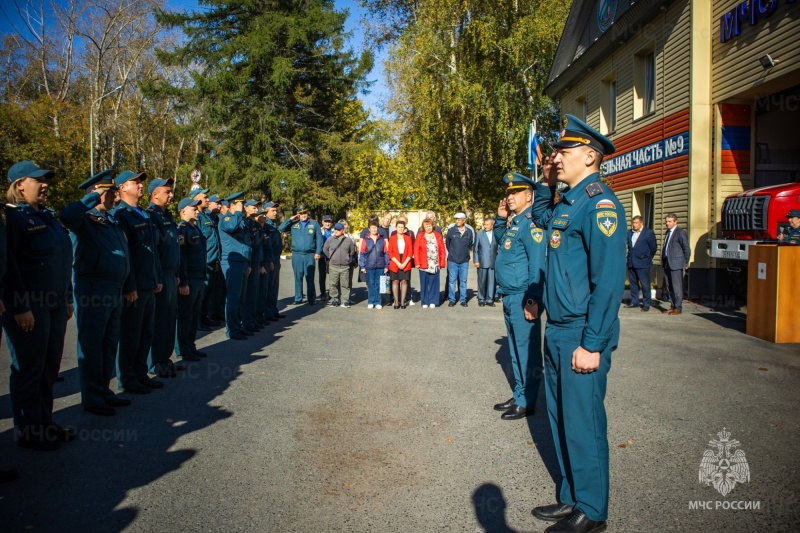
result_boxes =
[321,211,498,310]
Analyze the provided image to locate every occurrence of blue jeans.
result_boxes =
[447,261,468,302]
[366,268,383,305]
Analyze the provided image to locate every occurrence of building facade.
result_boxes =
[545,0,800,299]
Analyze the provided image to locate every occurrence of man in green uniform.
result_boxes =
[278,204,323,305]
[531,115,626,533]
[147,178,183,372]
[60,171,132,416]
[112,170,163,394]
[175,198,208,363]
[781,210,800,244]
[492,171,552,420]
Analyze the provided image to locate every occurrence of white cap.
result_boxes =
[455,212,466,219]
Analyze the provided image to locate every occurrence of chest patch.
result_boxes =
[308,228,314,234]
[503,238,512,250]
[596,211,618,237]
[550,230,562,249]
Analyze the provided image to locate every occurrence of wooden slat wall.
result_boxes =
[712,1,800,102]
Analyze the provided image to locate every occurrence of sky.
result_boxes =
[0,0,389,118]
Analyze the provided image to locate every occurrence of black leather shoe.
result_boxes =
[139,376,164,389]
[241,329,255,336]
[308,300,315,305]
[501,404,533,420]
[487,301,496,307]
[105,396,132,407]
[123,384,152,394]
[642,307,650,312]
[544,510,606,533]
[267,316,280,322]
[532,502,575,522]
[201,317,221,327]
[229,333,247,340]
[181,353,201,362]
[624,303,638,308]
[197,323,211,331]
[478,301,485,307]
[448,301,456,307]
[193,350,209,358]
[85,405,116,416]
[460,301,468,307]
[47,424,77,442]
[493,398,516,411]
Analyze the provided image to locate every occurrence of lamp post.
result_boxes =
[90,85,123,176]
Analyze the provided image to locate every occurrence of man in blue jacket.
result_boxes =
[626,215,657,312]
[219,192,252,339]
[445,213,474,307]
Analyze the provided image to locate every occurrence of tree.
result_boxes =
[155,0,375,210]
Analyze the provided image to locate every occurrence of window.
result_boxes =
[634,46,656,119]
[600,74,616,134]
[634,189,655,230]
[575,95,587,121]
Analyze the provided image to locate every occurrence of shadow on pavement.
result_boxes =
[694,310,747,333]
[472,483,524,533]
[0,313,286,532]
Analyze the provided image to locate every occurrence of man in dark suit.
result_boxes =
[473,216,498,306]
[626,215,656,311]
[661,212,691,315]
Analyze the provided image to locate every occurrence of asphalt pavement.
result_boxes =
[1,263,799,532]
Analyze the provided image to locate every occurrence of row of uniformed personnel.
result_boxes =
[0,164,287,453]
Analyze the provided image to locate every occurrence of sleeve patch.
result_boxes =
[595,199,616,209]
[596,211,618,237]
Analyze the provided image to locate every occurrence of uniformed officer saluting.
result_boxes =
[278,204,323,305]
[531,115,626,533]
[243,200,265,331]
[263,201,285,320]
[219,192,252,340]
[148,178,182,376]
[3,161,75,449]
[491,169,553,421]
[113,170,164,394]
[198,192,223,329]
[60,170,132,416]
[175,198,208,363]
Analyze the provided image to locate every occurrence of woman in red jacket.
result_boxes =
[387,220,414,309]
[414,218,446,308]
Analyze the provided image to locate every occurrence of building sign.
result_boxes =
[601,132,689,176]
[719,0,794,43]
[598,0,618,32]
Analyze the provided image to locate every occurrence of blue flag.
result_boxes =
[527,122,541,170]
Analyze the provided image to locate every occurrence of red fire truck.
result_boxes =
[710,182,800,261]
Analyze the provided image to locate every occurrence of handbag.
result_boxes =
[379,274,390,294]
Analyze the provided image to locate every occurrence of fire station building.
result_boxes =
[545,0,800,299]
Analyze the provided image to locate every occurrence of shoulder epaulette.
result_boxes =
[585,182,603,198]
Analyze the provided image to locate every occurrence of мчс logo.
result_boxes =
[699,428,750,497]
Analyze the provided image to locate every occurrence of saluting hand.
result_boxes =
[497,198,509,218]
[572,346,601,374]
[14,311,35,333]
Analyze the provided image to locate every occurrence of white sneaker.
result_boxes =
[375,304,382,309]
[409,299,415,306]
[367,304,374,309]
[428,304,435,308]
[421,304,428,308]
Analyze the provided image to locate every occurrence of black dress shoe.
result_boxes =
[181,353,201,362]
[487,302,496,307]
[123,384,152,394]
[460,301,468,307]
[493,398,516,411]
[193,350,209,358]
[478,301,485,307]
[267,316,280,322]
[47,424,77,442]
[544,509,606,533]
[0,469,19,483]
[532,502,575,522]
[624,303,638,308]
[501,404,533,420]
[642,307,650,312]
[229,333,247,340]
[448,301,456,307]
[198,323,211,331]
[85,404,116,416]
[308,300,315,305]
[105,396,132,407]
[139,376,164,389]
[241,329,255,336]
[276,314,287,318]
[55,375,65,382]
